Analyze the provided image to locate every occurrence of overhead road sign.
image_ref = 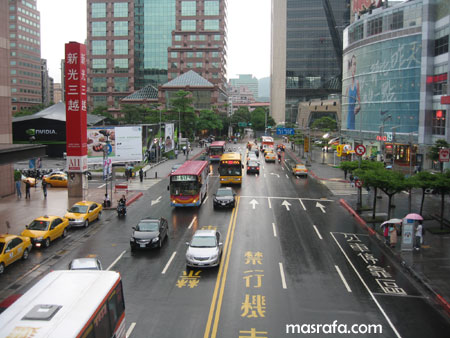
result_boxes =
[276,128,295,135]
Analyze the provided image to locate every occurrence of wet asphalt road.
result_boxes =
[1,144,450,337]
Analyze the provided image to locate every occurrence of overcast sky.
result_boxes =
[37,0,271,83]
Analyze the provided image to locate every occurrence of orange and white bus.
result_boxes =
[169,160,210,207]
[208,141,226,162]
[261,136,274,153]
[0,270,126,338]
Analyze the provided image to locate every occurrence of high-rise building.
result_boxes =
[53,83,63,103]
[8,0,42,113]
[167,0,227,92]
[230,74,259,99]
[271,0,349,124]
[41,59,53,105]
[87,0,227,112]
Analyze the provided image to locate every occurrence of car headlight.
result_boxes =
[130,237,135,242]
[74,218,84,223]
[151,237,159,243]
[186,253,194,260]
[36,236,44,241]
[210,253,219,260]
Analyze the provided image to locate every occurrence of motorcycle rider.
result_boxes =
[118,194,127,215]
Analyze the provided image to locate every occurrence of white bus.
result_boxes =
[0,270,125,338]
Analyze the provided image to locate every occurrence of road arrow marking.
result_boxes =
[316,202,326,213]
[151,195,162,206]
[250,199,259,209]
[270,173,280,178]
[281,200,291,211]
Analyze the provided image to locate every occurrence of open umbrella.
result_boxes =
[404,213,423,221]
[380,218,403,227]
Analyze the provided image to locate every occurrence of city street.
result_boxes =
[1,143,449,337]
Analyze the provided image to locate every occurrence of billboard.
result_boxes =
[87,126,142,164]
[342,34,421,134]
[351,0,383,19]
[164,123,175,152]
[65,42,88,172]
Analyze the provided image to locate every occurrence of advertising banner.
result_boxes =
[164,123,175,152]
[351,0,382,19]
[65,42,87,172]
[87,126,142,164]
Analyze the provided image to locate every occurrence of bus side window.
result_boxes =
[81,323,95,338]
[107,284,124,333]
[93,303,112,338]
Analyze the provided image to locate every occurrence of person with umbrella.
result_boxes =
[380,218,402,246]
[389,223,398,248]
[404,213,424,251]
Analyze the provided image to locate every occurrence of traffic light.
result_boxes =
[336,144,343,157]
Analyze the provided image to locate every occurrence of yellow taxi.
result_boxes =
[21,215,69,248]
[64,201,103,228]
[43,173,68,187]
[293,164,308,177]
[21,175,36,187]
[0,234,32,274]
[264,151,277,163]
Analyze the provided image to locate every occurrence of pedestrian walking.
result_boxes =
[125,168,129,181]
[349,174,355,187]
[139,168,144,182]
[25,180,31,199]
[42,180,48,198]
[383,224,390,245]
[414,221,423,251]
[344,169,348,180]
[389,225,398,248]
[15,180,22,198]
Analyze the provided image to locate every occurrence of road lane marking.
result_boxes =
[330,232,402,338]
[203,195,209,203]
[335,265,352,292]
[204,204,238,338]
[281,166,285,171]
[299,198,307,210]
[107,250,126,271]
[239,195,334,202]
[313,225,323,240]
[268,198,272,209]
[279,262,287,289]
[126,322,136,338]
[272,223,277,237]
[188,216,197,229]
[286,174,289,179]
[250,199,259,209]
[316,202,326,213]
[264,173,266,178]
[98,183,106,189]
[162,251,177,274]
[281,200,291,211]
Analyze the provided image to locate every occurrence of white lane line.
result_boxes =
[285,174,289,179]
[298,198,307,210]
[98,183,106,189]
[335,265,352,293]
[264,173,266,178]
[312,225,323,240]
[330,233,401,338]
[162,251,177,274]
[279,262,287,289]
[281,166,285,171]
[272,223,277,237]
[126,322,136,338]
[107,250,126,271]
[203,196,208,204]
[188,216,197,229]
[268,198,272,209]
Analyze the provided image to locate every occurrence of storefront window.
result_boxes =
[432,110,446,135]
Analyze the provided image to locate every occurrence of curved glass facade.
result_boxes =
[342,34,422,134]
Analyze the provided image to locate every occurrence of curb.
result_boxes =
[126,192,143,206]
[339,199,376,235]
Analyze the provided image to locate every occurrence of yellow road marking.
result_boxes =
[203,198,239,338]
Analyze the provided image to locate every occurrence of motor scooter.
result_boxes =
[117,201,126,217]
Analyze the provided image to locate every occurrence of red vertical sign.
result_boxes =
[65,42,88,172]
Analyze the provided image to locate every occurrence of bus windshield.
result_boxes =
[209,147,223,156]
[170,180,199,196]
[218,164,242,176]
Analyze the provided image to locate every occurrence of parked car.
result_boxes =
[213,187,236,209]
[21,175,36,187]
[21,215,69,248]
[0,234,32,274]
[247,160,260,175]
[68,257,102,270]
[186,230,222,268]
[130,217,169,251]
[64,201,102,228]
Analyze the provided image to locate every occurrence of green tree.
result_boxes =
[250,107,267,131]
[430,170,450,230]
[197,110,223,135]
[91,105,118,125]
[170,90,197,139]
[429,139,450,172]
[310,116,337,132]
[14,103,48,117]
[119,104,149,124]
[408,171,438,215]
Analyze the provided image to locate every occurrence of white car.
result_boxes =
[186,230,222,268]
[68,258,102,270]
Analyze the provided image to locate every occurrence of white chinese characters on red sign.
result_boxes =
[65,42,87,172]
[439,149,449,162]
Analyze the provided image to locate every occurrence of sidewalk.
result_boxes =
[1,146,206,238]
[285,144,450,316]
